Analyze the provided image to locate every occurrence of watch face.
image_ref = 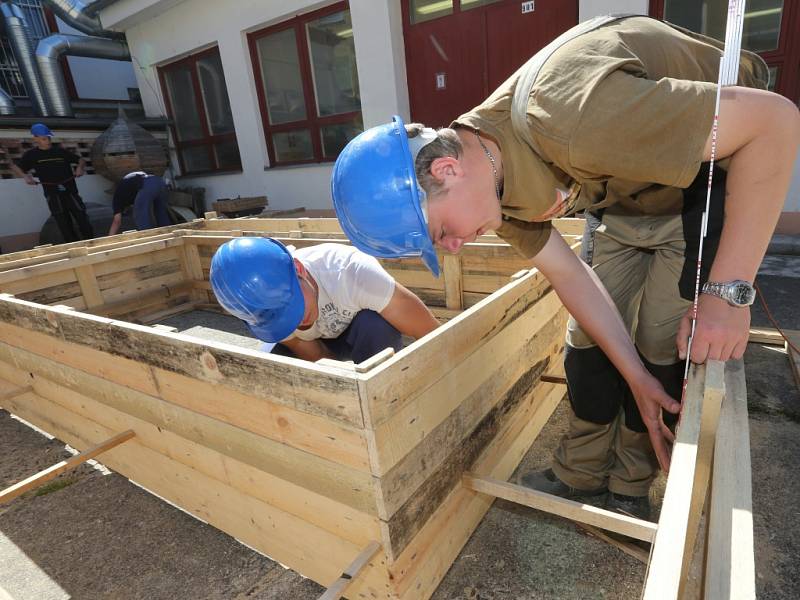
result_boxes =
[732,282,755,306]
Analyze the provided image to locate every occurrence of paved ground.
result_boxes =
[1,253,798,600]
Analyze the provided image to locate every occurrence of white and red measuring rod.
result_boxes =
[682,0,748,394]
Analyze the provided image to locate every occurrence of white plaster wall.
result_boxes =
[55,18,139,101]
[111,0,408,213]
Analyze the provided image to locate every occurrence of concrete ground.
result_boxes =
[1,253,798,600]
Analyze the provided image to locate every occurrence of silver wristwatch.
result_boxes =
[701,280,756,307]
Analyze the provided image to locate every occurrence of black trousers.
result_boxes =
[46,188,94,242]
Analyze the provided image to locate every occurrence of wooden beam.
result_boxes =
[643,361,725,600]
[747,327,784,345]
[67,247,104,309]
[0,429,135,504]
[318,541,381,600]
[443,254,464,310]
[576,523,650,564]
[463,474,657,542]
[705,359,755,599]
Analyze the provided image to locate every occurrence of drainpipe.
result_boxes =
[40,0,123,39]
[0,85,15,114]
[82,0,119,18]
[36,33,129,117]
[0,1,49,115]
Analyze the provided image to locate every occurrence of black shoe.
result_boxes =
[517,468,607,499]
[606,492,651,521]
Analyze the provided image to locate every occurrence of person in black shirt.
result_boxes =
[108,171,172,236]
[11,123,94,243]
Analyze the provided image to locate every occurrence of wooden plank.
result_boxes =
[705,359,755,600]
[361,266,553,428]
[643,360,725,600]
[67,247,104,309]
[747,327,784,345]
[0,429,135,504]
[319,541,382,600]
[0,296,364,427]
[0,237,184,286]
[0,344,376,514]
[373,302,566,520]
[465,475,656,541]
[577,523,650,564]
[0,388,391,594]
[379,338,560,558]
[369,289,563,477]
[0,364,380,546]
[380,382,565,599]
[443,254,463,310]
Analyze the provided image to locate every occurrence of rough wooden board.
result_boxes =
[378,383,566,599]
[380,354,554,559]
[361,267,552,429]
[705,359,755,599]
[0,295,363,427]
[319,541,382,600]
[373,309,566,522]
[0,389,392,595]
[643,360,725,600]
[0,346,376,515]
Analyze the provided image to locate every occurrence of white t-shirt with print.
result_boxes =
[285,244,396,342]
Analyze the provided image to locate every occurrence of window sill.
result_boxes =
[176,169,243,180]
[263,161,334,172]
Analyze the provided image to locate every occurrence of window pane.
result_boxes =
[272,129,313,162]
[411,0,453,24]
[164,66,205,141]
[664,0,784,53]
[320,115,364,158]
[213,140,242,170]
[180,146,212,173]
[256,28,307,124]
[197,51,236,135]
[306,10,361,117]
[461,0,502,11]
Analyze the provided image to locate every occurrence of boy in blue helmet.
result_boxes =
[332,16,800,519]
[11,123,94,243]
[211,237,439,363]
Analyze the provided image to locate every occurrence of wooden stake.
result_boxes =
[318,540,381,600]
[576,523,650,564]
[463,474,657,542]
[540,374,567,385]
[0,429,136,504]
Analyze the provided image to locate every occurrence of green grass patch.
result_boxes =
[34,477,76,497]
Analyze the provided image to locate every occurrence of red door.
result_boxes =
[402,1,579,127]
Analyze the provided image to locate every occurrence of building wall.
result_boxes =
[102,0,799,227]
[105,0,409,213]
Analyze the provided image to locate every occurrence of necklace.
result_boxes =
[475,132,501,201]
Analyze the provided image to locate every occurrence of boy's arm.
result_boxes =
[379,283,439,340]
[74,157,87,177]
[10,163,36,185]
[281,337,335,362]
[108,213,123,236]
[531,229,680,471]
[676,87,800,364]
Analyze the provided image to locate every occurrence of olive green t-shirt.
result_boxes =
[452,17,768,258]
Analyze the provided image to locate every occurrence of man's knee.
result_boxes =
[564,345,624,425]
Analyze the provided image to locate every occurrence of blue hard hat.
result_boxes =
[30,123,53,137]
[331,115,440,277]
[210,237,304,343]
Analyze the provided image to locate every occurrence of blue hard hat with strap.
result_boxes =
[331,115,440,277]
[210,237,304,343]
[30,123,53,137]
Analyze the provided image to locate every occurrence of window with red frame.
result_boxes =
[248,2,363,166]
[158,46,242,175]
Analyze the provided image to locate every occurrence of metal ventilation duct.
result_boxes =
[36,33,129,117]
[1,1,49,115]
[41,0,123,39]
[0,85,14,114]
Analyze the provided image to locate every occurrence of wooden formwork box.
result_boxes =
[0,217,583,599]
[0,216,757,599]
